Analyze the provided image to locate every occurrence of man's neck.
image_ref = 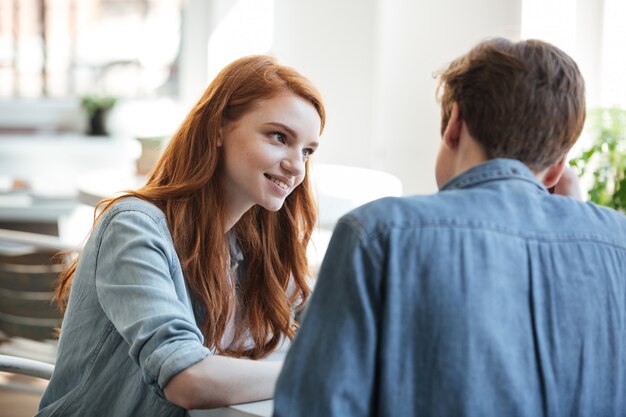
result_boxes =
[452,128,488,179]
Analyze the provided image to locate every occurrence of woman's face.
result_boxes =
[219,93,321,222]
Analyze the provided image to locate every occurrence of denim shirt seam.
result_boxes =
[339,215,384,275]
[440,160,546,193]
[50,321,116,417]
[93,208,174,283]
[106,200,165,224]
[155,215,179,276]
[371,219,626,250]
[443,172,546,193]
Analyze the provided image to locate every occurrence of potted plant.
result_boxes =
[81,95,117,136]
[569,107,626,213]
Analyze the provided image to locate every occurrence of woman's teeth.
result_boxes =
[267,175,288,190]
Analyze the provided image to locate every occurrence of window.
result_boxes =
[0,0,181,99]
[522,0,626,109]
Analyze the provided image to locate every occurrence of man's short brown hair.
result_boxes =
[437,38,586,171]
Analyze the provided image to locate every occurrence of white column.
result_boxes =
[178,0,212,108]
[372,0,522,195]
[272,0,379,168]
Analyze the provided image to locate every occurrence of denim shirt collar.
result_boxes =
[227,230,244,270]
[440,158,548,193]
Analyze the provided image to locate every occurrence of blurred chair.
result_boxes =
[0,229,73,347]
[0,354,53,381]
[0,354,53,416]
[310,163,403,228]
[0,233,67,416]
[307,164,403,275]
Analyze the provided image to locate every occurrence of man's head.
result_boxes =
[436,38,586,176]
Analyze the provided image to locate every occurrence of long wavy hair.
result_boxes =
[56,55,326,359]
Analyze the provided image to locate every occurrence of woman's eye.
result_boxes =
[270,132,287,143]
[303,148,314,159]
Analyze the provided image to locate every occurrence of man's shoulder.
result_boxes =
[339,194,450,235]
[341,190,626,246]
[574,201,626,239]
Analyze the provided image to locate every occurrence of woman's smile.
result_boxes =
[219,93,321,223]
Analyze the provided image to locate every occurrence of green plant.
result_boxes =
[81,95,117,119]
[81,95,117,136]
[569,107,626,213]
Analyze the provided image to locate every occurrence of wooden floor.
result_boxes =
[0,335,57,417]
[0,373,46,417]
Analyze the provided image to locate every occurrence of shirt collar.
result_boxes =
[227,230,244,268]
[440,158,548,193]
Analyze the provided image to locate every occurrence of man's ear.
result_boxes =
[542,156,567,188]
[442,102,462,150]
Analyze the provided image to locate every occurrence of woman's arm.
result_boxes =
[94,209,280,410]
[163,355,282,410]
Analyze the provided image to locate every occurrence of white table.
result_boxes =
[0,134,141,198]
[0,134,141,233]
[76,166,145,207]
[189,399,273,417]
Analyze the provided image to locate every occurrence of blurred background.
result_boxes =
[1,1,626,415]
[1,0,625,197]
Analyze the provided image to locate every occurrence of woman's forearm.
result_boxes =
[163,355,282,410]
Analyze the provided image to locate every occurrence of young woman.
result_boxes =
[37,55,325,416]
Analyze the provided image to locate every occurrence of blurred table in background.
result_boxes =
[307,163,402,274]
[0,134,140,237]
[77,166,145,207]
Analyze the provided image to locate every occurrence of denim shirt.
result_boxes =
[274,159,626,417]
[38,197,212,417]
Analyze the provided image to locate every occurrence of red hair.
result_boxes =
[57,55,325,359]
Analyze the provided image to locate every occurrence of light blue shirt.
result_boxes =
[274,159,626,417]
[38,197,211,417]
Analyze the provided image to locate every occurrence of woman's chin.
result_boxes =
[259,200,285,212]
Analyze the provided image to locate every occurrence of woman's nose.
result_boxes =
[281,150,305,176]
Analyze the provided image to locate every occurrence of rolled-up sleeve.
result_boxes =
[94,209,209,394]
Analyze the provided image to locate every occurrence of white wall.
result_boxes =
[372,0,522,194]
[184,0,523,195]
[271,0,522,195]
[272,0,379,169]
[522,0,604,108]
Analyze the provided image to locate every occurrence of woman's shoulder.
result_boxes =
[91,196,171,245]
[104,196,166,224]
[89,196,175,255]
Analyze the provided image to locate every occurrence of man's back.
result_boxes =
[274,159,626,416]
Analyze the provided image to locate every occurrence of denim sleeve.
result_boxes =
[94,210,210,395]
[274,216,381,417]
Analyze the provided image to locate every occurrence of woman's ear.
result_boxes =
[217,128,223,147]
[442,103,462,150]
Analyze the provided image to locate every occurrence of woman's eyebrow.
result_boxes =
[264,122,297,138]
